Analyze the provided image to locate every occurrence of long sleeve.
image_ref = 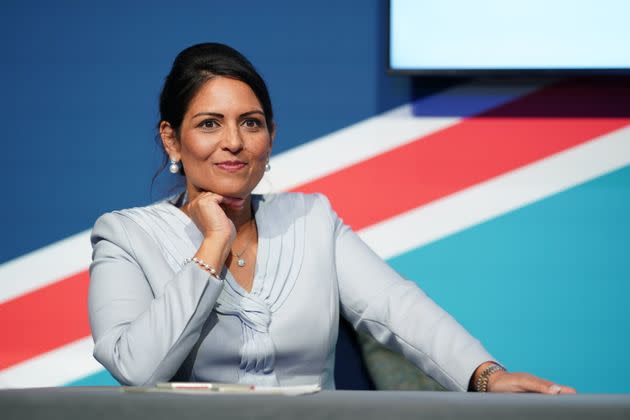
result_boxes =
[318,194,494,391]
[88,212,224,386]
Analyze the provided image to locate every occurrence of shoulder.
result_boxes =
[91,200,172,247]
[261,192,335,215]
[261,191,332,206]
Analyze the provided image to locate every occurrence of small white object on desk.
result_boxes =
[144,382,322,396]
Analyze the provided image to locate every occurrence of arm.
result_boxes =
[88,212,225,386]
[319,195,492,391]
[316,194,576,394]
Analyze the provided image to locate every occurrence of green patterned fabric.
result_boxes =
[357,331,446,391]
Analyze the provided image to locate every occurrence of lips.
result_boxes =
[215,161,247,172]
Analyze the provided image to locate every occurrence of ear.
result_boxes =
[160,121,181,160]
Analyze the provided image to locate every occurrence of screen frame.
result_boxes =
[386,0,630,77]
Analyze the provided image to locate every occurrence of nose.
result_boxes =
[222,124,244,153]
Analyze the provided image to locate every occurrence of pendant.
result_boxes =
[237,258,246,267]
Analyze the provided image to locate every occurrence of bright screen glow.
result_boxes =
[390,0,630,71]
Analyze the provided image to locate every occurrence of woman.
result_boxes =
[88,43,575,393]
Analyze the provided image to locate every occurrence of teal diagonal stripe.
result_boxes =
[65,370,119,387]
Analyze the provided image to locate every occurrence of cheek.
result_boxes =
[182,134,216,160]
[250,134,272,158]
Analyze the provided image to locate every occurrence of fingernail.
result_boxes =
[549,384,561,394]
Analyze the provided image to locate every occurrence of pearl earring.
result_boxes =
[169,159,180,174]
[265,159,271,172]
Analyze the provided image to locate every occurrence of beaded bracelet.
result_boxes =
[474,363,506,392]
[183,257,221,279]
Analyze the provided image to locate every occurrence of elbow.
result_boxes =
[93,338,159,386]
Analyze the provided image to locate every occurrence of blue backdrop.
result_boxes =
[0,0,413,262]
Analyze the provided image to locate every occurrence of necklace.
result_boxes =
[233,218,256,267]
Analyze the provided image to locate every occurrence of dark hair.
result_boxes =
[155,42,274,178]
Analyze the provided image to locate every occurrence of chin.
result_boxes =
[199,184,251,199]
[192,173,261,198]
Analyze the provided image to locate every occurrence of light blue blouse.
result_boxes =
[88,193,493,390]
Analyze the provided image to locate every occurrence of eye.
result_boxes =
[198,119,219,129]
[242,118,262,129]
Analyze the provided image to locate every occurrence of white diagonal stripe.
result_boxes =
[0,230,92,305]
[0,336,102,388]
[359,124,630,259]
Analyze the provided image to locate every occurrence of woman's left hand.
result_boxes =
[488,370,577,394]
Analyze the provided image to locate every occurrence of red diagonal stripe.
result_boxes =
[0,270,90,369]
[292,80,630,229]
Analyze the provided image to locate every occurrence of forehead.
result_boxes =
[186,76,263,115]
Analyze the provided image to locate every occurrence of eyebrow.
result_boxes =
[192,110,265,119]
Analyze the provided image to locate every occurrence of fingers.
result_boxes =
[543,383,576,394]
[532,377,576,395]
[527,375,559,394]
[557,385,577,394]
[490,372,576,395]
[191,192,245,210]
[521,374,576,394]
[185,191,219,209]
[496,373,549,393]
[522,374,569,395]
